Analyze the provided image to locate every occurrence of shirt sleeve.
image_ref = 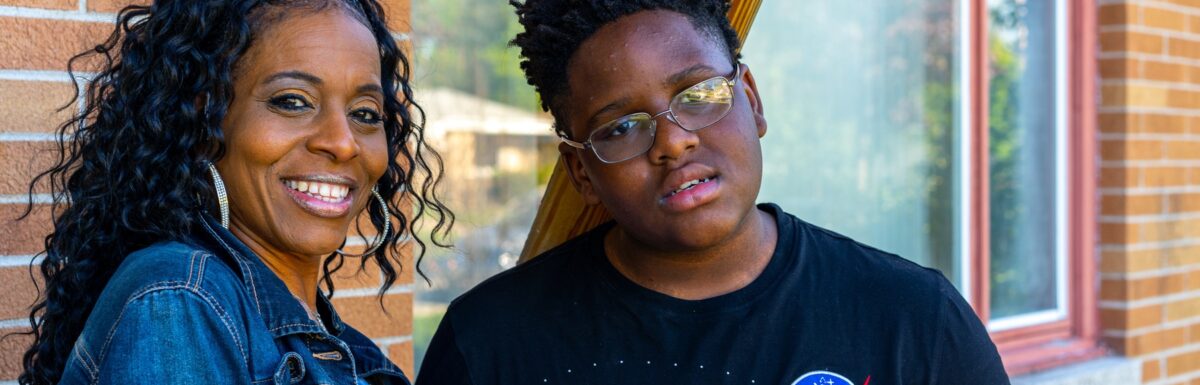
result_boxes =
[930,281,1011,385]
[94,288,250,384]
[415,314,474,385]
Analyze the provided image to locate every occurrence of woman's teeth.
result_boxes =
[285,180,350,202]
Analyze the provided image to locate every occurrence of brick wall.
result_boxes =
[1098,0,1200,383]
[0,0,416,381]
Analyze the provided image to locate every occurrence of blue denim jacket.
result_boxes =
[58,216,411,384]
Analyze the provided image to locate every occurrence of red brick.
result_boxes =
[1167,297,1200,322]
[0,327,32,381]
[0,17,113,71]
[0,79,77,134]
[386,340,414,378]
[1102,194,1163,216]
[1146,61,1188,82]
[1172,37,1200,60]
[0,0,74,10]
[1101,31,1165,54]
[1172,193,1200,213]
[1101,222,1139,244]
[331,292,411,339]
[0,203,52,255]
[1144,167,1190,187]
[1166,246,1200,268]
[1166,141,1200,160]
[1100,275,1187,301]
[1099,3,1137,27]
[1101,139,1164,161]
[1167,348,1200,377]
[325,254,383,291]
[86,0,149,13]
[1101,305,1163,330]
[1146,358,1163,382]
[379,0,412,34]
[1101,166,1141,188]
[1101,249,1165,274]
[1145,7,1189,31]
[0,140,59,195]
[0,267,39,320]
[1145,113,1189,134]
[1100,58,1138,80]
[1100,112,1138,134]
[1099,302,1161,326]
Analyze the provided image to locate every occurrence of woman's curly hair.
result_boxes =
[15,1,453,384]
[508,0,742,137]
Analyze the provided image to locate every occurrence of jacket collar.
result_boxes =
[194,215,405,380]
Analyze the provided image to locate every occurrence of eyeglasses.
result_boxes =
[561,65,740,163]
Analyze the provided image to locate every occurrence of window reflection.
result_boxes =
[742,0,965,285]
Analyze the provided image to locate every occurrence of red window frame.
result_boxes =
[965,0,1105,374]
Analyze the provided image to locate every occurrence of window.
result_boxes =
[741,0,1101,373]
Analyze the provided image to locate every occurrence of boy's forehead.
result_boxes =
[564,10,729,116]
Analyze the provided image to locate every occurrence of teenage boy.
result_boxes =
[417,1,1009,384]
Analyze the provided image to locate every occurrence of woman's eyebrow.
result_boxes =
[356,83,383,95]
[263,70,323,85]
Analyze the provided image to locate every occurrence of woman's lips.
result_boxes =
[282,179,354,218]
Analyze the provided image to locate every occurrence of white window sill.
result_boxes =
[1012,357,1140,385]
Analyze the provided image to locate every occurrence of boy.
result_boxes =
[418,1,1009,384]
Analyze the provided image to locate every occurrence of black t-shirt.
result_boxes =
[417,204,1009,385]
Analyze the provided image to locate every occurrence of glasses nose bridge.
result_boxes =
[651,108,681,128]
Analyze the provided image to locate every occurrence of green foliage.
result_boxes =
[411,0,540,111]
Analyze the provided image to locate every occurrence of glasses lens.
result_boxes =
[670,77,734,131]
[590,113,655,163]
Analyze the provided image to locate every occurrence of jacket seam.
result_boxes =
[95,281,250,371]
[71,339,98,383]
[200,220,264,315]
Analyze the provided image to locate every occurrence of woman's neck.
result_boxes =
[228,222,322,313]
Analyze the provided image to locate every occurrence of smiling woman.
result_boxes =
[14,1,451,384]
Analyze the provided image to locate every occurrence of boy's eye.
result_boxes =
[268,94,312,111]
[597,117,641,141]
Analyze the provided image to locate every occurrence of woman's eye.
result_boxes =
[351,108,383,125]
[268,94,312,111]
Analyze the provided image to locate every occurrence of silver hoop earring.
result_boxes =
[206,162,230,229]
[336,187,390,257]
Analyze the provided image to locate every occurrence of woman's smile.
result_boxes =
[281,177,355,218]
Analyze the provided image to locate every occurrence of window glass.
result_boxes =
[987,0,1064,323]
[741,0,966,286]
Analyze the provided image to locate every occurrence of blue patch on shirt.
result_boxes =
[792,371,855,385]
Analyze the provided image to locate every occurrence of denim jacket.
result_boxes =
[58,216,411,384]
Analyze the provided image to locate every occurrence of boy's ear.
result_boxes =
[559,142,603,206]
[739,63,768,138]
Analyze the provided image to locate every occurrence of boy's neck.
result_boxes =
[603,208,778,301]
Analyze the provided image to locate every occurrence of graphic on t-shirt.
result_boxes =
[792,371,854,385]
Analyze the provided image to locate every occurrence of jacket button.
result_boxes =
[312,351,343,361]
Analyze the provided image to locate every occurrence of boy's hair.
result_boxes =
[509,0,741,137]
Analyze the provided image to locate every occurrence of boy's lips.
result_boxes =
[659,164,721,212]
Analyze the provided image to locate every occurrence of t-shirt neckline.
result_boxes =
[589,203,797,315]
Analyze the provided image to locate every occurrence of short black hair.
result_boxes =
[509,0,741,137]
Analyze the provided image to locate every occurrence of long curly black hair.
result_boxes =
[15,1,453,384]
[508,0,742,137]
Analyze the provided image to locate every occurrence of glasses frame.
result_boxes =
[560,64,741,164]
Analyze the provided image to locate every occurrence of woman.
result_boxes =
[16,1,451,384]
